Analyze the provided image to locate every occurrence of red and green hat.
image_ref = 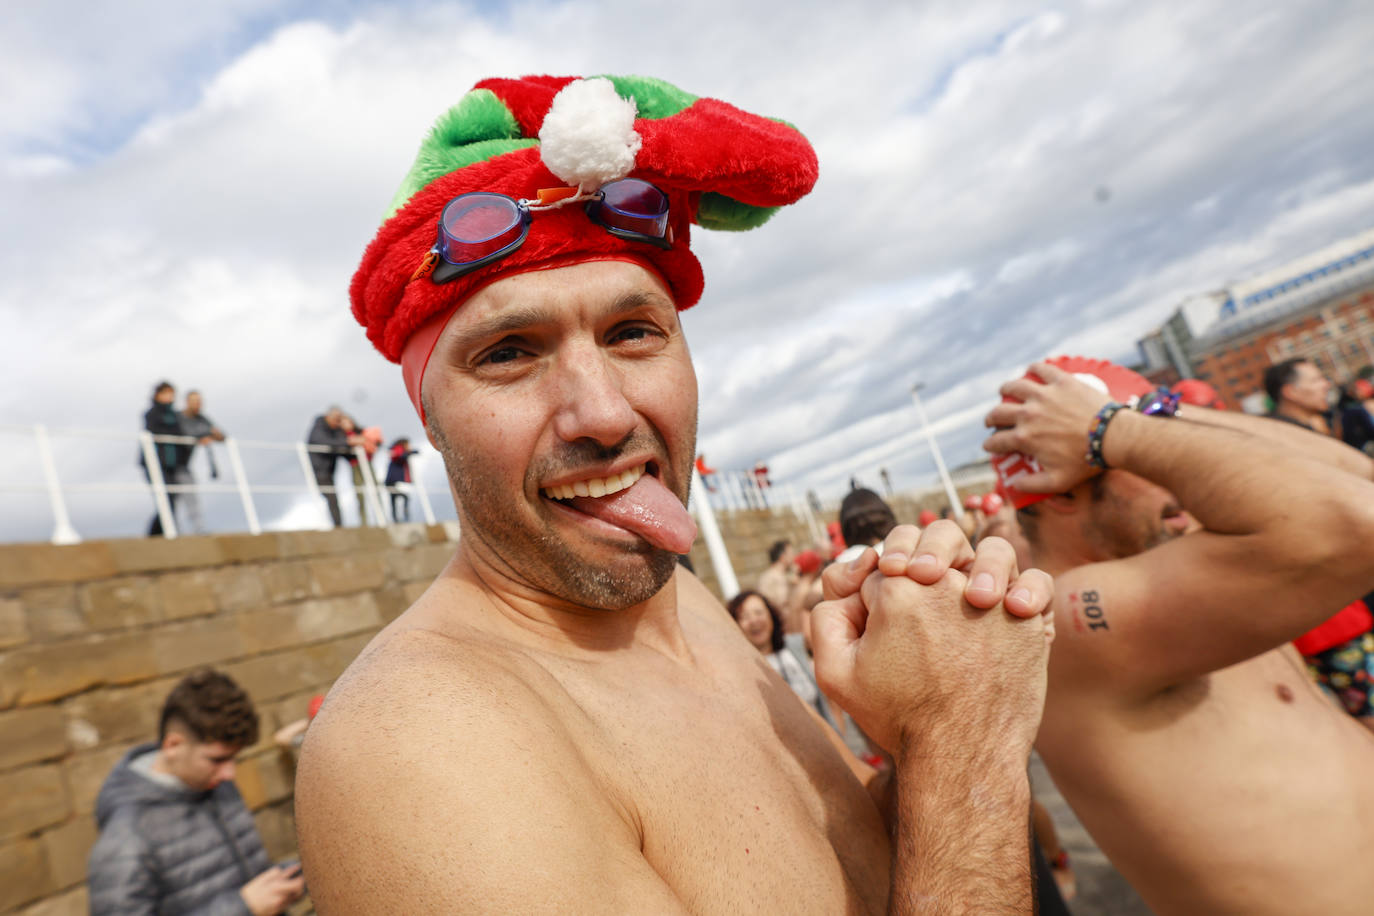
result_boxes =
[349,74,819,418]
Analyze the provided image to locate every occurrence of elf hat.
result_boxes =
[349,74,819,420]
[993,356,1155,510]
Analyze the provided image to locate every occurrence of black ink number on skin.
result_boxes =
[1081,591,1108,630]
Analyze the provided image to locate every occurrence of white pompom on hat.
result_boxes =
[539,78,643,191]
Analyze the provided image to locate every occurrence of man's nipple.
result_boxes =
[1275,683,1295,703]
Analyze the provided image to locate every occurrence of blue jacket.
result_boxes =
[87,743,271,916]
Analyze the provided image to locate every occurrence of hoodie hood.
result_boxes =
[94,741,204,830]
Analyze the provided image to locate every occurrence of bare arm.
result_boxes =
[1179,404,1374,480]
[890,751,1033,915]
[813,526,1052,914]
[988,363,1374,690]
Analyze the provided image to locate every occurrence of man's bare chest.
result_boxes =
[541,649,891,913]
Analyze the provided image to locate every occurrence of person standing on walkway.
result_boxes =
[306,406,358,527]
[173,390,226,535]
[141,381,182,537]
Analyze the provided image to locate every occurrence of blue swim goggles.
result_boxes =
[411,178,673,285]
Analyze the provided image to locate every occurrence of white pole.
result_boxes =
[139,432,179,537]
[691,467,740,598]
[223,438,262,535]
[410,454,438,525]
[911,384,964,521]
[355,446,389,526]
[33,425,81,545]
[296,443,332,529]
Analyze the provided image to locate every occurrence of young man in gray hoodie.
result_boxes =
[87,669,305,916]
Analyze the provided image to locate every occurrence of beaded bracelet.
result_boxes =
[1085,401,1127,469]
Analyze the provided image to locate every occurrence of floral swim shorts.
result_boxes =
[1305,631,1374,718]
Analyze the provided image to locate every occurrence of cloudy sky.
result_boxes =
[4,0,1374,542]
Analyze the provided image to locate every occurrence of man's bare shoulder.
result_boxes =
[304,621,565,766]
[295,617,667,912]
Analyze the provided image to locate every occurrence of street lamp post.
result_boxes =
[911,383,964,521]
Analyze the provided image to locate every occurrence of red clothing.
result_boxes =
[1294,599,1374,656]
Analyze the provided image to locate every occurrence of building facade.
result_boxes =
[1138,228,1374,410]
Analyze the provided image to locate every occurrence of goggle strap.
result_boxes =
[528,186,593,211]
[410,250,440,283]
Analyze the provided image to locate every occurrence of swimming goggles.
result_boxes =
[411,178,673,285]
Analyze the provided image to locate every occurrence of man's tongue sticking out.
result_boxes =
[564,474,697,555]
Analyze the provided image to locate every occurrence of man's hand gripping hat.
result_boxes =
[993,356,1155,510]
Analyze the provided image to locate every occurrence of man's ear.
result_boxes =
[161,726,190,755]
[1041,492,1078,516]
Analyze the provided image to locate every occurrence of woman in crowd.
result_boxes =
[728,590,839,731]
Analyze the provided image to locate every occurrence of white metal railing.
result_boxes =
[0,423,444,544]
[4,423,979,600]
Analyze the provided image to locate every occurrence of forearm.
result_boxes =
[1179,405,1374,480]
[888,751,1033,915]
[1102,409,1374,537]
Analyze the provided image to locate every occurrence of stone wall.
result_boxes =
[686,490,973,598]
[0,525,459,915]
[0,487,975,913]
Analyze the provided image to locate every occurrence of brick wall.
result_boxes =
[0,488,976,913]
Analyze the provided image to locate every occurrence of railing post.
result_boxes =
[690,467,740,599]
[139,432,178,538]
[223,438,261,535]
[354,446,389,526]
[410,455,439,525]
[33,425,81,545]
[296,443,331,529]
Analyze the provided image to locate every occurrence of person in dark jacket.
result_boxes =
[142,381,184,537]
[305,406,359,528]
[384,437,420,522]
[87,669,305,916]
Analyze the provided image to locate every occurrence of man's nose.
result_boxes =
[550,344,637,446]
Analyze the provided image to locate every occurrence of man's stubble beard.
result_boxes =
[1083,496,1181,560]
[426,412,690,611]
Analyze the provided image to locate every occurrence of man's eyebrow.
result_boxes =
[608,288,675,316]
[444,288,674,354]
[445,305,554,354]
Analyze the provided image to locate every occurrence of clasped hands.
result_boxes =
[811,521,1055,760]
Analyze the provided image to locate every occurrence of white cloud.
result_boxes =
[4,0,1374,541]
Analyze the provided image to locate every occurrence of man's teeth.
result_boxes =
[543,464,646,500]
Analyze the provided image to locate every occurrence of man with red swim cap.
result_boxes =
[985,355,1374,916]
[297,75,1056,913]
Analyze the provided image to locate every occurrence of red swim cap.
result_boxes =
[1172,378,1226,410]
[795,549,822,575]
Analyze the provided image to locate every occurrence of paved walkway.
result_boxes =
[1031,754,1154,915]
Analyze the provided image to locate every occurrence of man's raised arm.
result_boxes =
[1180,403,1374,480]
[986,362,1374,690]
[812,524,1053,914]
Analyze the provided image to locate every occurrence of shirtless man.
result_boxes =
[984,357,1374,915]
[295,74,1055,913]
